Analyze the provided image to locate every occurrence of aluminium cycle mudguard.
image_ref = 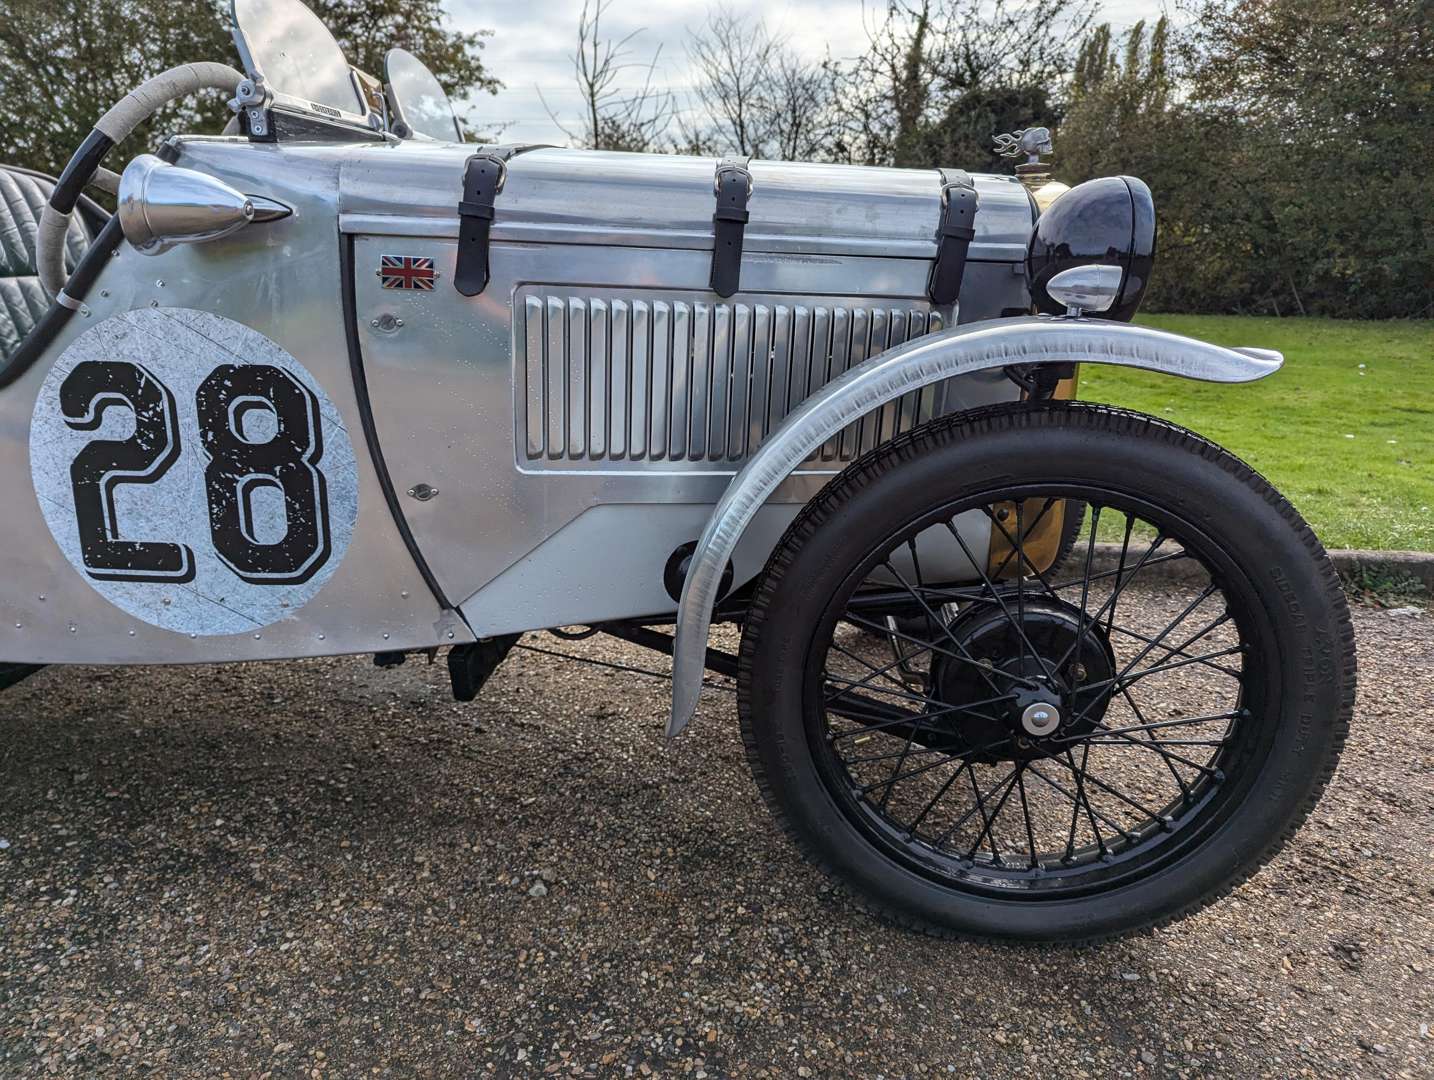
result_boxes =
[666,315,1283,735]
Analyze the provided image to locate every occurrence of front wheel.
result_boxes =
[738,402,1354,943]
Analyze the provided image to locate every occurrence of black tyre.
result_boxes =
[738,402,1354,943]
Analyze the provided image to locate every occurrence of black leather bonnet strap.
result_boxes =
[455,152,505,297]
[455,145,549,297]
[709,155,752,298]
[927,169,978,306]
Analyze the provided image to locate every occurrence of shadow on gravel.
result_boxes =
[2,604,1430,1078]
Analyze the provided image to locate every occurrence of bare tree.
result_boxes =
[766,51,844,161]
[939,0,1095,91]
[840,0,1096,166]
[541,0,674,152]
[683,9,842,161]
[685,10,777,156]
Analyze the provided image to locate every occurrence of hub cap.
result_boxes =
[1021,701,1060,737]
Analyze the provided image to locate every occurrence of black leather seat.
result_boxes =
[0,165,106,364]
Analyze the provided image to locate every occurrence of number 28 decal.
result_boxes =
[31,310,358,636]
[60,360,331,586]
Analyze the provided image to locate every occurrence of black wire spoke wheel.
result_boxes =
[823,487,1250,892]
[738,403,1355,943]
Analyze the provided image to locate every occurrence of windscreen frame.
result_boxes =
[230,0,379,136]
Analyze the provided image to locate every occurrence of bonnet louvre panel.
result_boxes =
[518,290,945,466]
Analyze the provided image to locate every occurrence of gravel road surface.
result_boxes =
[1,593,1429,1078]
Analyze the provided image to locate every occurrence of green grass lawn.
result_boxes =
[1078,314,1434,552]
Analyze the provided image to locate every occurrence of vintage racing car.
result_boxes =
[4,0,1355,942]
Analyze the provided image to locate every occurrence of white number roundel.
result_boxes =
[29,308,359,635]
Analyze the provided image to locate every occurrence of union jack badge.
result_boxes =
[380,255,437,290]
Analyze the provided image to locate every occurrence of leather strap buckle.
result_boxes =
[453,151,515,298]
[927,169,979,306]
[710,155,753,299]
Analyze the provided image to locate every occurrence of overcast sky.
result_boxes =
[443,0,1171,144]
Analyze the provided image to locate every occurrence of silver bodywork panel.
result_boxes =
[5,140,467,663]
[338,137,1028,623]
[8,133,1280,687]
[351,234,1015,622]
[338,144,1036,261]
[667,317,1284,735]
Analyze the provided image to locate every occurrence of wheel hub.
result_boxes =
[927,594,1117,761]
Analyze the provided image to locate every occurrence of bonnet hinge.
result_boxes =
[709,155,752,298]
[927,169,978,306]
[454,145,550,297]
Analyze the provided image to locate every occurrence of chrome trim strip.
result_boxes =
[666,316,1284,735]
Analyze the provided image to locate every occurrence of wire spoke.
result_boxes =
[841,611,1040,691]
[939,521,1055,680]
[1119,684,1191,799]
[1016,768,1040,868]
[1101,644,1247,693]
[925,764,1014,854]
[1073,726,1222,777]
[1029,761,1137,844]
[1046,549,1193,593]
[823,671,945,712]
[1082,710,1244,740]
[1064,744,1107,855]
[825,676,1008,728]
[1049,524,1171,674]
[963,765,1023,861]
[825,639,933,700]
[1042,752,1168,826]
[1104,621,1245,679]
[983,498,1066,603]
[828,694,1018,742]
[1059,585,1225,736]
[815,490,1256,888]
[854,730,1017,796]
[880,561,1015,696]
